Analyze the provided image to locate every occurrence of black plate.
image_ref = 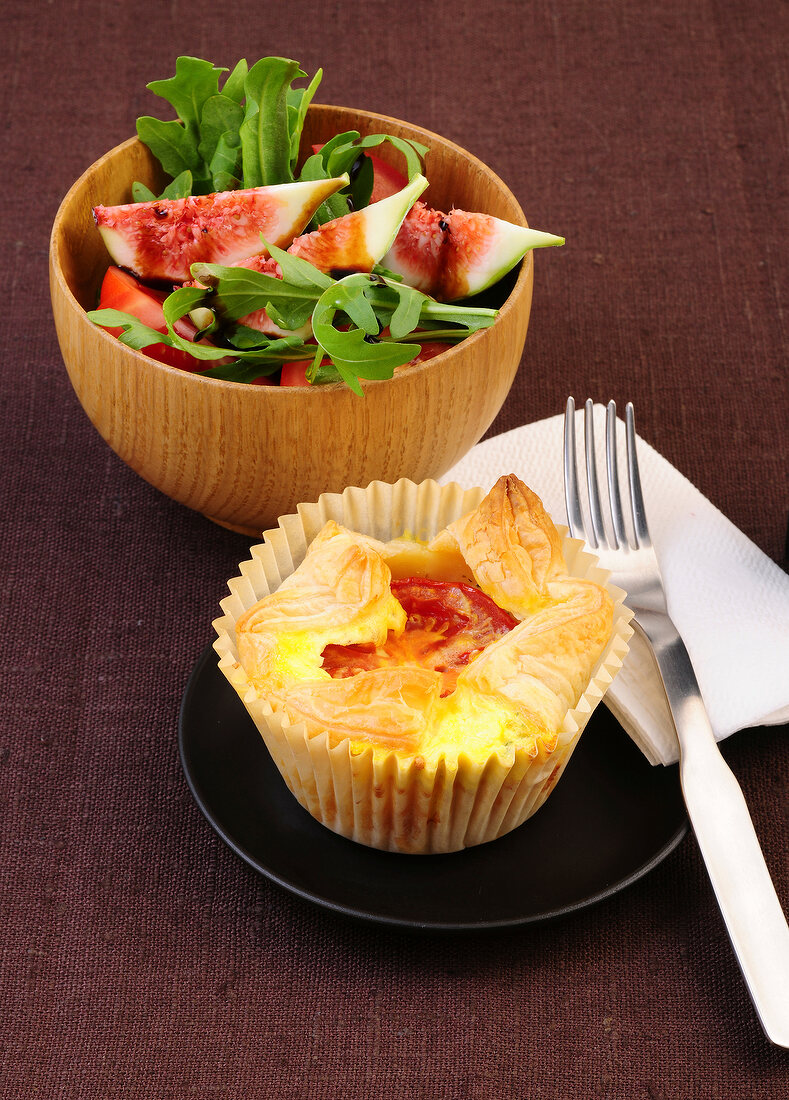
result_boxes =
[179,645,687,930]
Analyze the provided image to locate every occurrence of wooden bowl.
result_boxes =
[50,105,534,535]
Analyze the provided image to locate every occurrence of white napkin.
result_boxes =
[440,406,789,765]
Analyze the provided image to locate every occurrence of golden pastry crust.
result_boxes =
[236,520,406,695]
[235,475,615,765]
[438,474,566,615]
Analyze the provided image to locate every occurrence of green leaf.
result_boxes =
[287,67,322,171]
[321,133,428,190]
[299,131,359,225]
[163,285,210,320]
[297,153,350,224]
[221,58,248,104]
[199,359,281,383]
[355,134,428,180]
[365,276,499,335]
[308,358,343,385]
[312,276,419,393]
[131,181,157,203]
[240,57,304,187]
[191,262,323,330]
[324,144,367,179]
[208,131,243,190]
[414,297,499,331]
[87,309,172,351]
[136,116,202,179]
[372,264,404,282]
[264,241,333,291]
[90,300,233,363]
[165,286,304,362]
[225,323,302,350]
[211,170,242,193]
[147,56,226,143]
[314,192,352,226]
[328,281,379,335]
[198,95,244,166]
[299,152,329,182]
[89,294,301,377]
[160,170,193,200]
[303,131,430,225]
[386,282,424,339]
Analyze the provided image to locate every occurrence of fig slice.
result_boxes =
[287,174,428,276]
[382,202,565,302]
[93,175,350,282]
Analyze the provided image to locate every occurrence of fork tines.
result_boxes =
[563,398,651,552]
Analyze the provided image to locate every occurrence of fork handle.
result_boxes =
[635,613,789,1047]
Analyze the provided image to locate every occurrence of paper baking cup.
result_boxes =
[213,479,633,854]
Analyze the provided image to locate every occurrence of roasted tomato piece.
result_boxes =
[97,266,202,371]
[322,578,518,695]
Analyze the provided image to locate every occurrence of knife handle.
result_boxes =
[637,613,789,1048]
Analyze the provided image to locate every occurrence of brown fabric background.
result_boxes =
[3,0,788,1096]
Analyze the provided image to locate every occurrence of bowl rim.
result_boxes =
[50,104,533,399]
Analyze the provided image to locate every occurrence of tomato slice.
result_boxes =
[408,342,453,363]
[279,360,312,386]
[366,153,408,202]
[322,578,518,695]
[97,266,203,371]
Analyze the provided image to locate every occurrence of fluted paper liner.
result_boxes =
[213,479,633,854]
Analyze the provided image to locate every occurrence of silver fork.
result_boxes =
[564,397,789,1047]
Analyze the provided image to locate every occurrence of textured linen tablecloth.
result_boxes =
[2,2,787,1097]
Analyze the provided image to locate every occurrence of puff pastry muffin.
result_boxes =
[215,475,632,853]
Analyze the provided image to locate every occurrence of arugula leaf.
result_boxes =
[131,181,157,203]
[208,132,243,192]
[198,359,281,384]
[160,287,277,359]
[307,357,344,385]
[134,55,321,199]
[160,170,193,200]
[353,134,429,180]
[325,281,379,335]
[264,241,333,291]
[221,59,248,104]
[312,276,420,393]
[88,303,231,361]
[385,281,424,339]
[365,277,498,336]
[240,57,304,187]
[301,131,428,225]
[298,153,350,224]
[198,95,244,172]
[191,262,322,330]
[147,56,227,145]
[349,155,374,211]
[296,130,362,224]
[135,116,203,181]
[87,297,303,371]
[86,309,176,353]
[317,130,361,159]
[287,68,323,173]
[224,323,307,350]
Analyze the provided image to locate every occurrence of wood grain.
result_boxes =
[49,105,534,535]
